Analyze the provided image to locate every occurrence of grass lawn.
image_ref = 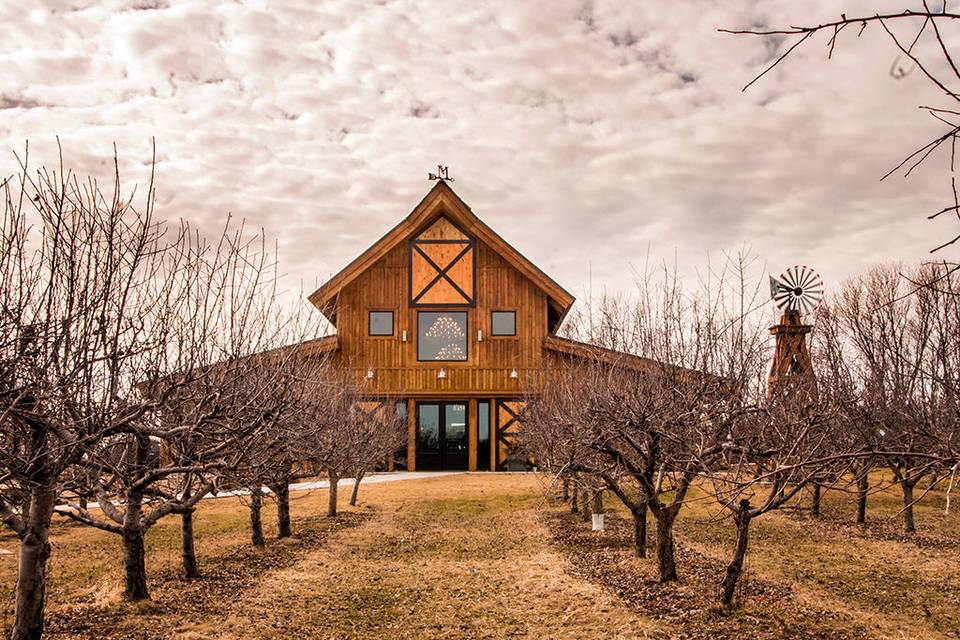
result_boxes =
[1,473,958,639]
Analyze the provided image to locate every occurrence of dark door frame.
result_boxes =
[415,401,469,470]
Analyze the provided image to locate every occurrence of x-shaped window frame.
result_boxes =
[409,239,475,306]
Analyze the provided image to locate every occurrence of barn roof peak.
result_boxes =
[307,180,575,332]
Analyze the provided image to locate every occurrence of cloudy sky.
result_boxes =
[1,0,957,313]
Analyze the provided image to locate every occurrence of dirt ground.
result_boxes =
[1,473,958,639]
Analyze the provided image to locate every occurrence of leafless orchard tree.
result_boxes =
[523,367,628,532]
[230,346,339,547]
[0,143,335,636]
[0,145,195,638]
[344,399,407,507]
[723,4,960,264]
[302,372,404,518]
[526,253,769,582]
[704,385,846,608]
[814,263,960,533]
[51,197,306,601]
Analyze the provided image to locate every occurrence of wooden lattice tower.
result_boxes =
[768,309,816,392]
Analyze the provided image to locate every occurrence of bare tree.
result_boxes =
[300,368,368,518]
[55,217,299,599]
[0,145,190,637]
[527,253,768,581]
[723,5,960,258]
[705,385,844,608]
[817,264,958,533]
[229,344,338,547]
[345,400,406,507]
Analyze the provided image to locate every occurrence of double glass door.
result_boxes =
[416,402,468,470]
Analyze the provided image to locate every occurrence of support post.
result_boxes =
[406,398,416,472]
[490,400,499,472]
[468,398,478,471]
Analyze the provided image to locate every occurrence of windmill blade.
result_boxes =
[798,266,817,290]
[773,292,793,311]
[780,269,793,290]
[797,265,816,295]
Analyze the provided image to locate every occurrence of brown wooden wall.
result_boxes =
[329,220,550,398]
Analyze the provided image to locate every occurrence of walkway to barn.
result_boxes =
[286,470,463,492]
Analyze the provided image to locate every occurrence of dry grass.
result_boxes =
[1,472,958,639]
[552,473,960,640]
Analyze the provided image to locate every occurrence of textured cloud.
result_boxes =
[0,0,955,312]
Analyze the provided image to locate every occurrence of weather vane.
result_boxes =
[428,165,454,182]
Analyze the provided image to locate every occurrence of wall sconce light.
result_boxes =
[401,329,408,342]
[509,368,518,379]
[366,368,375,380]
[477,329,483,342]
[437,368,447,380]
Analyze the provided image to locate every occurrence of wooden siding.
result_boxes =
[329,222,551,397]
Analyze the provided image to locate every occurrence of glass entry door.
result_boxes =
[416,402,468,470]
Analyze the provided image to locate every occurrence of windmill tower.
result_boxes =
[768,265,824,395]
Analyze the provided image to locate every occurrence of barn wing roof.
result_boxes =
[308,181,575,333]
[542,335,661,373]
[543,335,730,387]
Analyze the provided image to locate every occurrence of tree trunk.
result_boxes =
[11,486,56,640]
[856,470,869,525]
[562,477,570,502]
[721,500,752,608]
[273,481,291,538]
[249,490,265,548]
[654,509,678,582]
[122,495,149,601]
[631,503,648,558]
[591,489,603,515]
[327,470,339,517]
[180,508,199,578]
[901,479,917,534]
[579,487,591,522]
[349,469,365,507]
[122,527,149,600]
[570,484,579,513]
[811,483,822,517]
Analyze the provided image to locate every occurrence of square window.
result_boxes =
[369,311,394,336]
[491,310,516,336]
[418,311,468,361]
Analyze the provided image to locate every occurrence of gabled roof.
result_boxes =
[308,181,575,333]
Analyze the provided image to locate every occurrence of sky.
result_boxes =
[1,0,958,318]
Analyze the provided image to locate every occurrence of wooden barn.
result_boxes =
[306,180,625,471]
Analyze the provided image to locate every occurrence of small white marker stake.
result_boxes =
[592,514,605,532]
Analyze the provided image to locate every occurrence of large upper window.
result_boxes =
[491,310,516,336]
[368,311,394,336]
[418,311,468,361]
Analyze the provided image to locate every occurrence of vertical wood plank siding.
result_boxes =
[329,235,549,397]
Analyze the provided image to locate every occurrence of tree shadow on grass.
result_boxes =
[44,512,370,640]
[543,510,875,640]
